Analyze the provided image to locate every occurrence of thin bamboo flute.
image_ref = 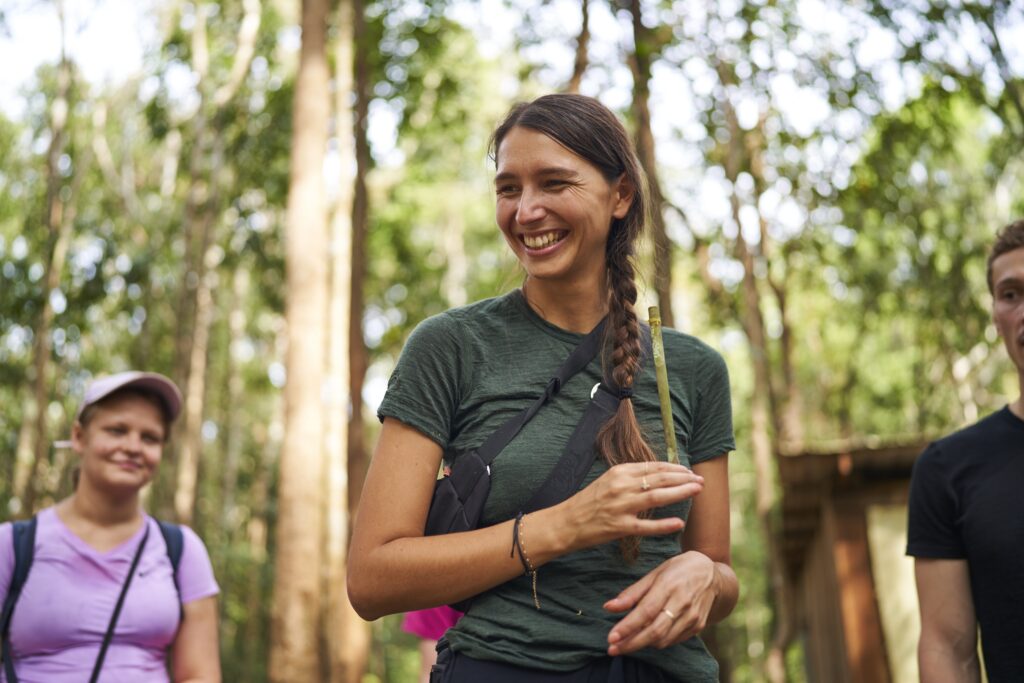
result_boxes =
[649,306,679,464]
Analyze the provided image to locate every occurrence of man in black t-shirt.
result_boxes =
[907,219,1024,683]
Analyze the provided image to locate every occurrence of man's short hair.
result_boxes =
[987,219,1024,293]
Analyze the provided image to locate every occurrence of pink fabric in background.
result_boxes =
[400,606,463,641]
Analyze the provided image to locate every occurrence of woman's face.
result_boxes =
[494,127,633,285]
[72,392,166,496]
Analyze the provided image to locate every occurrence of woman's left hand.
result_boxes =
[603,551,719,656]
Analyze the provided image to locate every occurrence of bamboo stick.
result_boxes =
[649,305,679,464]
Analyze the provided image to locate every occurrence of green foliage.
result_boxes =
[361,14,519,362]
[364,615,421,683]
[832,82,1013,433]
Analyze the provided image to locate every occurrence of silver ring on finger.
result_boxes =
[641,475,651,491]
[662,608,676,620]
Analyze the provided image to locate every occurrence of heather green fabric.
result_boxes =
[378,290,734,681]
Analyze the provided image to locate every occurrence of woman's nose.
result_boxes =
[515,187,546,225]
[123,432,144,453]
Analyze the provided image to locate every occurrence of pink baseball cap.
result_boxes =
[75,371,183,422]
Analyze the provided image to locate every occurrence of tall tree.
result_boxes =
[347,0,372,543]
[172,0,262,525]
[268,0,331,678]
[21,2,75,513]
[565,0,590,94]
[324,0,369,680]
[628,0,675,328]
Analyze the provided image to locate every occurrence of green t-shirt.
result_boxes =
[378,290,734,681]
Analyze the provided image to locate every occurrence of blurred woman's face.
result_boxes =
[73,392,166,496]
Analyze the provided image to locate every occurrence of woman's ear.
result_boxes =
[611,174,635,219]
[71,421,85,454]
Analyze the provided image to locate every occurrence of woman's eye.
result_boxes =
[545,180,567,189]
[496,185,519,196]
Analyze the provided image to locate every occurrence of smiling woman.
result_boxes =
[0,372,222,683]
[348,94,738,683]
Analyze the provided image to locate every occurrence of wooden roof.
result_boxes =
[778,439,929,579]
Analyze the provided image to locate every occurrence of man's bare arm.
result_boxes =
[916,558,980,683]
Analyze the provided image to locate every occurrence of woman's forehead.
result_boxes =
[495,127,590,175]
[89,392,166,422]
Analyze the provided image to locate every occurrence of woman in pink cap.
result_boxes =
[0,371,220,683]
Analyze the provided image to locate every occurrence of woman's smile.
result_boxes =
[521,229,569,252]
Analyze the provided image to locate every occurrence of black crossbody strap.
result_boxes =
[2,517,38,683]
[474,317,608,464]
[522,324,654,513]
[522,387,621,513]
[89,524,151,683]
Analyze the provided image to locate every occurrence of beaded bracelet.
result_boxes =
[511,511,540,610]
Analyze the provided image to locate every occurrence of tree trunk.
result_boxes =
[628,0,674,328]
[220,267,249,536]
[22,42,73,514]
[348,0,372,524]
[244,387,282,681]
[174,210,220,524]
[565,0,589,94]
[720,80,792,683]
[735,226,793,683]
[747,120,802,448]
[165,0,261,521]
[324,0,369,679]
[268,0,331,678]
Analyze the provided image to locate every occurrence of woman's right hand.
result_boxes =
[559,461,704,552]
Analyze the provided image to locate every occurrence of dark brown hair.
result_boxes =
[987,219,1024,293]
[491,94,654,559]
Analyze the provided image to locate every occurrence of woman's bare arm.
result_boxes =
[171,596,221,683]
[346,418,705,620]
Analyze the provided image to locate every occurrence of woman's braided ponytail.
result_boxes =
[597,220,656,561]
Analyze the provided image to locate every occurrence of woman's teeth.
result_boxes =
[523,232,565,249]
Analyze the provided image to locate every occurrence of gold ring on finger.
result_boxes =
[662,608,676,620]
[641,476,650,492]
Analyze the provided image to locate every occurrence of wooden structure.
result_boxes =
[779,440,929,683]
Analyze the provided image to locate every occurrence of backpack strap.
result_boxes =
[2,516,38,683]
[157,520,185,623]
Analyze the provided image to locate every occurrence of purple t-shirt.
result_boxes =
[0,507,219,683]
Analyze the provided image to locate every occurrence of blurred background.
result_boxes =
[1,0,1022,681]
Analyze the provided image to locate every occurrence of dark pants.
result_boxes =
[429,642,678,683]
